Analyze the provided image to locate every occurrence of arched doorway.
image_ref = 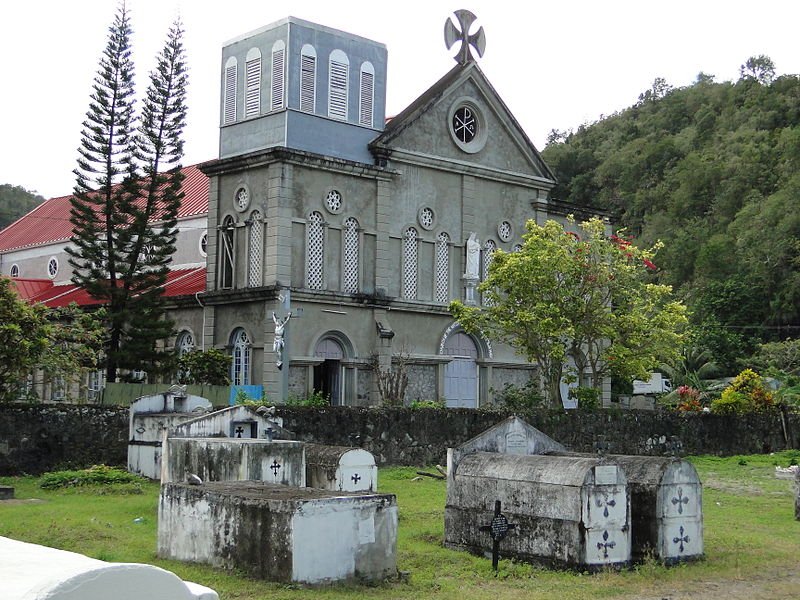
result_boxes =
[443,332,478,408]
[314,337,343,405]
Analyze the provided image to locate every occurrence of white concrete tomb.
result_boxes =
[1,535,218,600]
[305,444,378,492]
[158,481,397,584]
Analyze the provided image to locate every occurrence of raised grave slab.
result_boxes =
[158,481,397,584]
[1,535,217,600]
[305,444,377,492]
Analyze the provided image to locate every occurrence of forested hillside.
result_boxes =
[0,184,44,230]
[542,59,800,370]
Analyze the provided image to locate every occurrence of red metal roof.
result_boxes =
[6,267,206,308]
[0,164,209,252]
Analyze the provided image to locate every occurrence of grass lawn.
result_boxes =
[1,451,799,600]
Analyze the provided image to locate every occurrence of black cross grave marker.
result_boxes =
[595,496,617,518]
[596,530,616,559]
[351,473,361,485]
[270,460,281,476]
[671,487,690,515]
[672,525,690,553]
[479,500,516,571]
[235,426,244,438]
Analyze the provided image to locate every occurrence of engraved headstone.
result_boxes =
[505,431,527,455]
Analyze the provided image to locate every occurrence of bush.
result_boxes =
[39,465,144,490]
[492,381,547,411]
[410,398,446,409]
[177,348,231,386]
[710,369,774,414]
[286,391,329,407]
[570,386,601,410]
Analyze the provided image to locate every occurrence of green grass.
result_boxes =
[1,452,799,599]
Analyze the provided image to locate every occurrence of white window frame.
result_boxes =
[306,211,325,290]
[223,56,238,125]
[328,49,349,120]
[359,61,375,127]
[231,328,251,386]
[271,40,286,111]
[342,217,360,294]
[402,227,418,300]
[247,210,263,288]
[244,48,262,118]
[300,44,317,113]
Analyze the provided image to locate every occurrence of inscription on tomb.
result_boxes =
[594,465,618,485]
[505,431,527,455]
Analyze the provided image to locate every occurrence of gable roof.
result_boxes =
[370,62,556,182]
[0,164,209,253]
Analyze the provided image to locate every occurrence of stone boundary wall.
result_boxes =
[1,404,797,474]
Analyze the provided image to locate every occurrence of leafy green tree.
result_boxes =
[0,184,44,230]
[66,6,187,382]
[450,218,687,406]
[0,278,49,401]
[739,55,776,85]
[177,348,231,386]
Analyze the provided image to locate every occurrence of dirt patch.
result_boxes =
[611,570,800,600]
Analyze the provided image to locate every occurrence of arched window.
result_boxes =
[328,49,349,120]
[244,48,262,118]
[300,44,317,113]
[230,328,251,386]
[306,211,324,289]
[435,232,450,303]
[176,330,195,356]
[247,210,263,287]
[9,264,19,278]
[343,217,359,293]
[359,61,374,127]
[223,56,237,124]
[199,231,208,257]
[271,40,285,111]
[219,215,236,289]
[402,227,418,299]
[482,239,496,280]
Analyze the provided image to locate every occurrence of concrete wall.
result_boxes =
[1,404,797,474]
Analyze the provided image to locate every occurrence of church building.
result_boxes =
[0,11,607,407]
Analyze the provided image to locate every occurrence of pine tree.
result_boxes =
[66,5,188,382]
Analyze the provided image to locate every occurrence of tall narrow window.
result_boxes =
[244,48,262,118]
[359,62,374,127]
[300,44,317,113]
[231,328,251,386]
[343,217,359,293]
[328,49,349,120]
[248,210,263,287]
[220,215,236,289]
[402,227,418,299]
[223,57,237,124]
[435,232,450,303]
[307,211,324,290]
[482,239,496,280]
[271,40,285,111]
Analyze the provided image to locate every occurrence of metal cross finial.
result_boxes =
[444,9,486,64]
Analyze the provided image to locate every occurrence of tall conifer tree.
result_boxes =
[67,4,188,382]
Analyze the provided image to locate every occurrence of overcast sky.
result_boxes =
[2,1,799,199]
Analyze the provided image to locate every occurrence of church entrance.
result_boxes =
[443,332,478,408]
[313,338,343,405]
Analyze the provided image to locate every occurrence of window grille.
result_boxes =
[482,239,496,279]
[220,216,235,289]
[199,232,208,257]
[325,190,342,213]
[300,45,316,113]
[231,328,250,386]
[419,207,435,229]
[359,62,374,127]
[513,243,523,252]
[343,217,359,293]
[248,211,263,287]
[328,50,349,120]
[498,221,513,242]
[270,41,285,111]
[402,227,418,299]
[244,49,261,118]
[87,370,104,402]
[176,331,195,357]
[47,257,59,279]
[435,232,450,303]
[223,57,237,124]
[10,264,19,277]
[307,211,324,289]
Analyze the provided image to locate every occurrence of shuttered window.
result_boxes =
[271,40,285,111]
[300,44,316,113]
[328,50,349,120]
[359,62,374,127]
[223,57,237,124]
[244,48,261,118]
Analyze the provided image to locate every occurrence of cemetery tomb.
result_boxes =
[0,485,14,500]
[445,452,631,569]
[163,437,306,487]
[608,455,703,563]
[128,389,213,479]
[158,481,398,584]
[305,444,378,492]
[2,535,218,600]
[170,405,290,440]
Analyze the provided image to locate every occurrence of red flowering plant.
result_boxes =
[675,384,703,412]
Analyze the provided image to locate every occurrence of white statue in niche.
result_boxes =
[272,312,292,370]
[465,232,480,279]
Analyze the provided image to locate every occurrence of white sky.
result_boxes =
[2,0,799,199]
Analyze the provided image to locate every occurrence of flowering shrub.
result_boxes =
[711,369,774,414]
[676,385,703,412]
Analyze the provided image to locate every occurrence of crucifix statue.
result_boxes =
[444,9,486,64]
[272,311,292,370]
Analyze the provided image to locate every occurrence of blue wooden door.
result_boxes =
[443,332,478,408]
